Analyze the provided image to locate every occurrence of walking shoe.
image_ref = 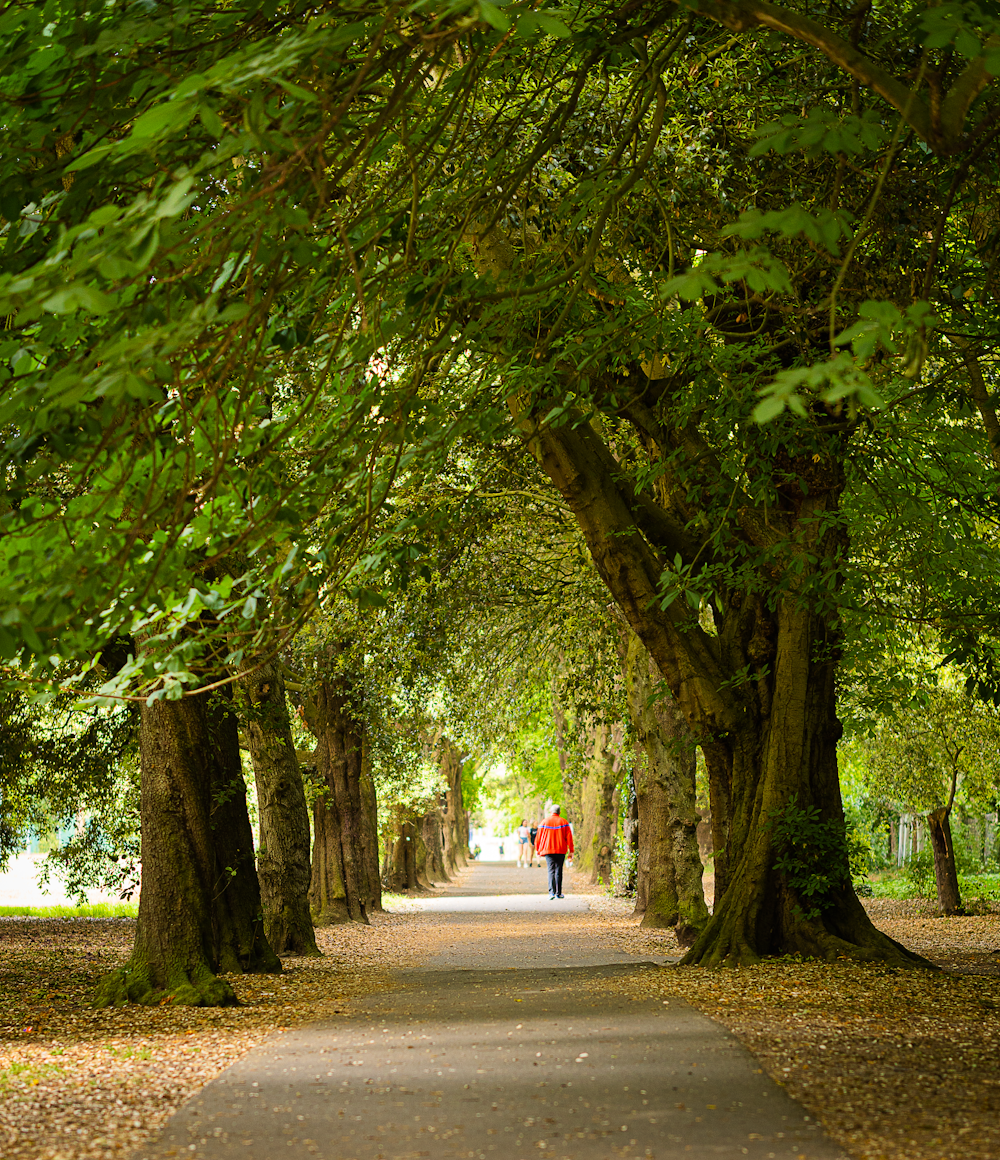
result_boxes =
[557,894,565,898]
[549,894,555,900]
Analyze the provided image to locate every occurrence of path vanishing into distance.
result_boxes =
[141,864,848,1160]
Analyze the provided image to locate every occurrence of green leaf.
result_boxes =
[65,145,114,173]
[154,176,196,220]
[753,394,789,423]
[130,98,197,141]
[277,78,318,103]
[535,13,571,36]
[88,205,123,227]
[42,284,113,315]
[955,27,982,58]
[478,0,510,30]
[660,267,719,301]
[20,620,44,654]
[0,624,17,660]
[198,103,226,137]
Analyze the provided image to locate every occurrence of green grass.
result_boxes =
[960,871,1000,899]
[0,901,138,919]
[867,869,1000,901]
[380,892,412,906]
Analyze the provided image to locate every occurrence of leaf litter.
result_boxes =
[0,877,997,1160]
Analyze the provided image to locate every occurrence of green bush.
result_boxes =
[768,796,851,920]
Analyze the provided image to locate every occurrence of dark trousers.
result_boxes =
[546,853,565,897]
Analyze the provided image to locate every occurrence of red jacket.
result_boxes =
[534,813,574,856]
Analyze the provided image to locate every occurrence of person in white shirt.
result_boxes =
[516,819,531,866]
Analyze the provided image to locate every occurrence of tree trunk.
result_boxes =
[440,735,468,873]
[581,720,620,886]
[927,806,962,915]
[421,807,450,883]
[683,598,922,966]
[241,659,319,957]
[307,676,379,925]
[521,411,928,967]
[384,820,425,892]
[618,768,639,896]
[623,633,708,945]
[95,686,280,1007]
[359,735,383,913]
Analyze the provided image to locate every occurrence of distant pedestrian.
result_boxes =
[529,822,539,866]
[517,819,531,866]
[534,806,574,899]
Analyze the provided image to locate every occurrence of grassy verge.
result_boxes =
[867,870,1000,902]
[0,902,138,919]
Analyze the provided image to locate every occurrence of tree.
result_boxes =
[574,717,622,885]
[621,630,709,942]
[858,686,1000,914]
[301,656,381,925]
[433,4,999,964]
[96,673,280,1006]
[241,657,319,956]
[7,0,1000,981]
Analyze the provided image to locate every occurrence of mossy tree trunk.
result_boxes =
[421,806,450,883]
[440,735,468,874]
[581,719,620,886]
[359,735,383,913]
[623,632,708,945]
[96,684,280,1007]
[619,768,639,895]
[518,405,928,968]
[384,820,433,892]
[307,674,380,925]
[241,658,319,957]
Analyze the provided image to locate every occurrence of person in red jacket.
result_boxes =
[534,805,574,899]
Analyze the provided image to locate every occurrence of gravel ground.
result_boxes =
[0,869,998,1160]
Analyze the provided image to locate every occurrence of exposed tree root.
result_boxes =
[94,959,239,1008]
[681,889,935,969]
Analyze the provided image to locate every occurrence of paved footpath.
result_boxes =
[142,864,848,1160]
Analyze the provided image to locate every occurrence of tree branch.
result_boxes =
[510,397,743,733]
[941,38,999,142]
[686,0,935,144]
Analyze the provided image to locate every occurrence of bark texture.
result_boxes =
[623,632,708,944]
[420,807,450,883]
[95,686,280,1007]
[619,769,639,895]
[927,806,962,915]
[383,820,433,892]
[307,675,380,925]
[439,736,469,873]
[241,658,319,957]
[577,719,620,885]
[359,735,383,912]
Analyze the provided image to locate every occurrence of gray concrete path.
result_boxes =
[391,863,673,970]
[140,864,849,1160]
[394,862,588,915]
